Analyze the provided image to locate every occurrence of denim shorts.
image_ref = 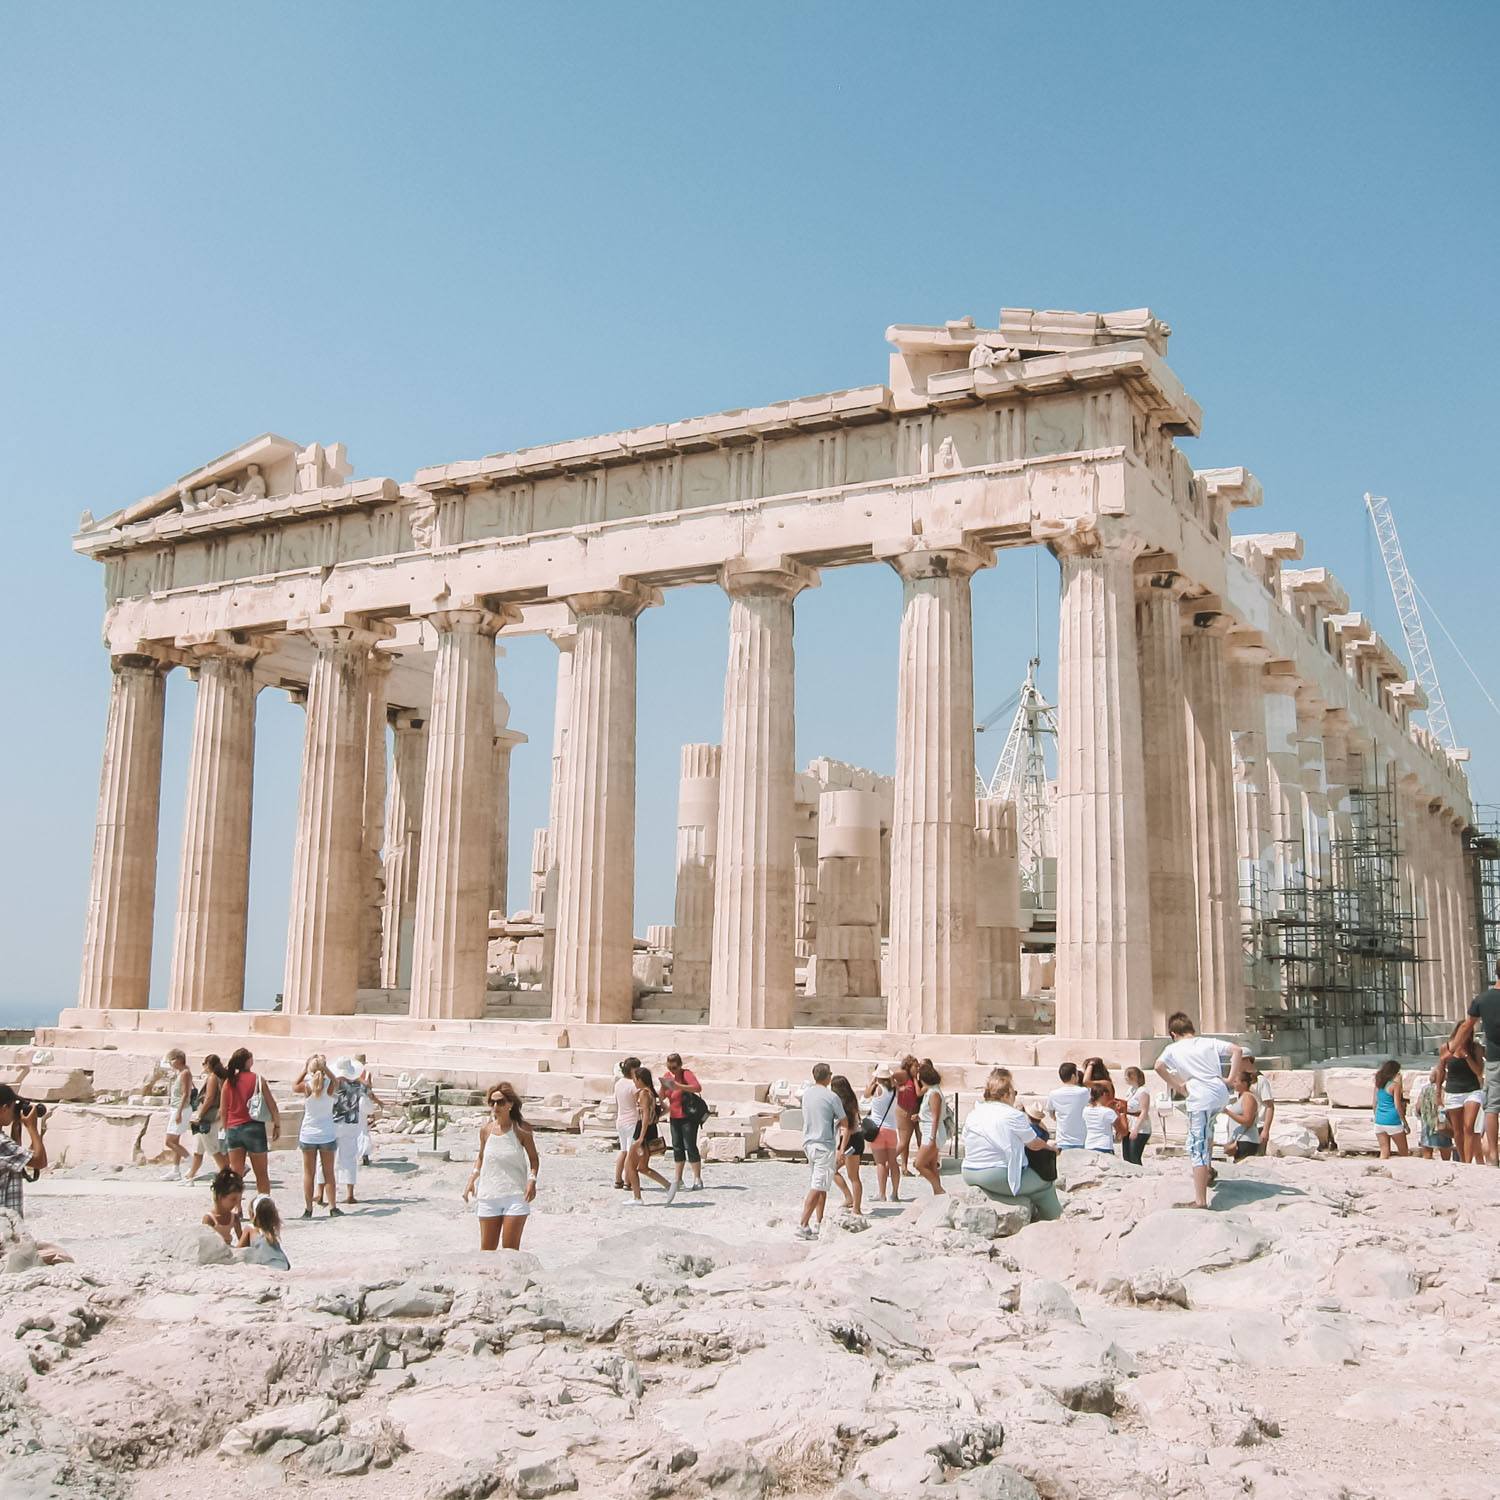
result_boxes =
[225,1122,268,1155]
[1186,1110,1217,1168]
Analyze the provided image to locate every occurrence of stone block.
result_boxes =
[804,957,849,999]
[705,1134,749,1162]
[40,1105,152,1166]
[8,1068,93,1103]
[1264,1069,1316,1103]
[845,960,882,995]
[818,927,879,961]
[1321,1068,1378,1110]
[761,1127,804,1157]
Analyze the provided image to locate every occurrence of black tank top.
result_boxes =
[1447,1054,1481,1093]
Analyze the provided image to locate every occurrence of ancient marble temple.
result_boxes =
[67,308,1480,1067]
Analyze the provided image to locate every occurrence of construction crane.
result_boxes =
[1364,492,1456,752]
[976,658,1058,898]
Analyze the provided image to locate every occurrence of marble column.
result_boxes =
[1134,568,1197,1033]
[1262,667,1305,912]
[672,742,722,1000]
[78,653,173,1011]
[885,542,990,1036]
[284,625,381,1016]
[975,797,1022,1028]
[1052,536,1154,1040]
[1226,642,1275,1021]
[167,639,261,1012]
[1181,606,1245,1035]
[537,628,577,984]
[809,788,884,1005]
[1295,688,1331,887]
[409,609,511,1022]
[550,584,658,1024]
[708,559,816,1031]
[491,707,526,923]
[357,653,392,991]
[380,711,427,989]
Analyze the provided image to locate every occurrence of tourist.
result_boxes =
[960,1068,1062,1222]
[184,1054,227,1183]
[242,1194,290,1270]
[1435,1021,1485,1164]
[1223,1071,1262,1161]
[221,1049,279,1196]
[659,1052,705,1204]
[830,1074,865,1215]
[1046,1063,1090,1151]
[329,1057,369,1206]
[912,1060,947,1196]
[1083,1081,1126,1155]
[613,1056,641,1190]
[1121,1066,1152,1164]
[1455,962,1500,1167]
[1244,1053,1277,1153]
[1080,1057,1118,1103]
[1414,1070,1455,1160]
[863,1063,902,1202]
[160,1049,193,1181]
[0,1083,47,1220]
[462,1081,539,1251]
[625,1066,671,1202]
[895,1057,920,1178]
[355,1056,384,1166]
[202,1166,245,1246]
[293,1055,341,1218]
[1371,1060,1410,1158]
[1154,1012,1243,1209]
[798,1062,840,1240]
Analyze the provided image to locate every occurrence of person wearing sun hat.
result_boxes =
[328,1056,369,1208]
[862,1061,903,1202]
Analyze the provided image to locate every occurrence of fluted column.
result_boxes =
[708,559,815,1030]
[1053,535,1154,1040]
[1262,667,1305,912]
[975,797,1022,1027]
[167,638,262,1011]
[1227,642,1276,1021]
[284,624,384,1016]
[551,584,659,1024]
[380,711,427,989]
[492,706,526,922]
[672,743,722,1000]
[1182,605,1245,1034]
[409,609,512,1021]
[78,652,173,1010]
[1295,688,1331,887]
[884,542,990,1035]
[537,628,577,985]
[357,653,392,991]
[1134,567,1197,1034]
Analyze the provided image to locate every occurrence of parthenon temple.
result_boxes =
[55,307,1484,1085]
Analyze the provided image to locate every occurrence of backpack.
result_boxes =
[681,1088,708,1125]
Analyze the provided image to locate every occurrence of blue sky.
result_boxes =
[2,4,1496,1028]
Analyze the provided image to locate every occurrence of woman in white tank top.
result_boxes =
[463,1081,540,1251]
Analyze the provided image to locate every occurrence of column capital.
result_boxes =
[109,648,177,676]
[719,555,820,599]
[302,622,395,653]
[1178,595,1233,634]
[1133,563,1193,601]
[175,629,268,663]
[547,624,580,653]
[421,605,518,637]
[1045,523,1146,563]
[388,707,427,733]
[878,538,995,582]
[562,580,662,619]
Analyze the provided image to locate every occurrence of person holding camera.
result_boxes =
[0,1083,48,1219]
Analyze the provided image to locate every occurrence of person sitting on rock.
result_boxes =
[202,1166,245,1246]
[960,1068,1061,1222]
[1223,1072,1263,1162]
[241,1194,290,1270]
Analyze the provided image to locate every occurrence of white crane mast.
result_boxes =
[1364,492,1456,752]
[977,658,1058,894]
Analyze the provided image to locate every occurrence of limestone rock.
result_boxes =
[511,1456,578,1498]
[1116,1210,1268,1279]
[365,1282,454,1320]
[1320,1069,1377,1110]
[952,1466,1042,1500]
[1019,1279,1081,1326]
[219,1396,342,1456]
[1270,1124,1320,1158]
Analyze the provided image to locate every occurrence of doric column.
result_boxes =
[708,558,816,1030]
[78,652,173,1010]
[380,710,427,989]
[536,628,577,982]
[1226,641,1276,1021]
[1295,687,1331,886]
[357,652,392,991]
[1134,566,1197,1034]
[284,624,384,1016]
[1181,604,1245,1034]
[167,636,262,1012]
[1262,666,1305,912]
[975,797,1022,1028]
[409,608,513,1022]
[672,743,722,1000]
[1052,534,1154,1039]
[550,584,659,1023]
[808,788,884,1007]
[884,541,991,1035]
[491,706,526,925]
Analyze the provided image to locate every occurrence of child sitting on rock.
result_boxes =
[1223,1072,1262,1161]
[241,1194,290,1270]
[202,1167,244,1246]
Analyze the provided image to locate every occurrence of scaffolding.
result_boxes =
[1472,804,1500,984]
[1254,779,1428,1057]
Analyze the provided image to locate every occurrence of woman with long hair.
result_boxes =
[625,1066,671,1203]
[830,1074,865,1215]
[185,1054,228,1184]
[912,1060,947,1197]
[293,1055,340,1218]
[895,1055,920,1179]
[463,1081,539,1251]
[160,1049,194,1181]
[863,1064,902,1203]
[1437,1021,1485,1164]
[221,1049,280,1195]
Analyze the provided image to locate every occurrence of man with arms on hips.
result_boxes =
[1046,1063,1090,1151]
[798,1063,840,1241]
[1453,962,1500,1167]
[1155,1012,1243,1209]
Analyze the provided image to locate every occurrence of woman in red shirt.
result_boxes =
[895,1055,920,1180]
[221,1048,281,1195]
[658,1052,704,1204]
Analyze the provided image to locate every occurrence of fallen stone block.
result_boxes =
[1263,1069,1315,1103]
[365,1282,454,1320]
[760,1127,804,1157]
[1321,1068,1377,1110]
[511,1456,578,1498]
[219,1396,341,1456]
[39,1105,151,1167]
[1020,1279,1081,1326]
[704,1134,749,1162]
[1270,1124,1320,1159]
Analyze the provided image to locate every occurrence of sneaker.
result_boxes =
[627,1197,646,1207]
[159,1167,182,1181]
[689,1181,704,1191]
[300,1208,313,1219]
[614,1181,627,1190]
[795,1225,816,1241]
[663,1183,679,1207]
[329,1206,344,1218]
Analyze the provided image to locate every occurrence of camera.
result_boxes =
[18,1099,47,1121]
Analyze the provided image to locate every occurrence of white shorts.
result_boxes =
[166,1106,190,1137]
[475,1196,529,1219]
[1373,1122,1408,1137]
[805,1144,836,1192]
[1447,1091,1484,1112]
[617,1122,637,1153]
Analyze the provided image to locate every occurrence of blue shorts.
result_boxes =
[1186,1110,1217,1168]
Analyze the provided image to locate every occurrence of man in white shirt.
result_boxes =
[1155,1012,1243,1208]
[1046,1064,1090,1150]
[799,1064,840,1240]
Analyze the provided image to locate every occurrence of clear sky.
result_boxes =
[2,4,1496,1028]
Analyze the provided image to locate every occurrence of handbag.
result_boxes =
[681,1088,708,1125]
[246,1073,271,1125]
[859,1090,896,1143]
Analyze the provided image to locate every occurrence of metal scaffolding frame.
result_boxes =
[1471,804,1500,985]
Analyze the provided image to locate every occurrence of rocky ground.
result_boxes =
[2,1127,1498,1500]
